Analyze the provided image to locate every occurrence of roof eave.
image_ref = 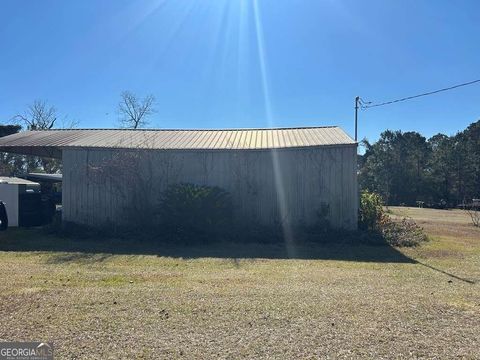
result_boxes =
[0,146,62,159]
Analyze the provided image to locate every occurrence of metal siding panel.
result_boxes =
[62,150,71,222]
[60,144,356,230]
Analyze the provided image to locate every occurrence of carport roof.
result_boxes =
[0,126,356,158]
[0,176,39,185]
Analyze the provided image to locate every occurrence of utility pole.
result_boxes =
[354,96,359,142]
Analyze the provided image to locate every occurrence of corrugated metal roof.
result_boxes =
[0,127,355,154]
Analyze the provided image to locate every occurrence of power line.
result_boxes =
[361,78,480,109]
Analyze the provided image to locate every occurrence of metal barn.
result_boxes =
[0,127,358,229]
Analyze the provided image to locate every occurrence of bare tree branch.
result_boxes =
[12,100,58,130]
[464,204,480,227]
[118,91,156,129]
[8,99,78,174]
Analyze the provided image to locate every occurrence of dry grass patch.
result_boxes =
[0,208,479,359]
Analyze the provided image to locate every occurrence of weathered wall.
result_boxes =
[62,145,358,229]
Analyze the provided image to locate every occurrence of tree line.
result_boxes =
[359,120,480,207]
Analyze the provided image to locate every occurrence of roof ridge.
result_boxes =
[26,126,339,132]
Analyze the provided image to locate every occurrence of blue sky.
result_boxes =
[1,0,479,143]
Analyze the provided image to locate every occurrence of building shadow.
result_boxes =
[1,227,415,264]
[2,228,478,284]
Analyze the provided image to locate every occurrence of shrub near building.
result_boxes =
[359,191,428,247]
[158,183,233,243]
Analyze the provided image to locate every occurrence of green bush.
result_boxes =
[158,183,233,243]
[359,190,428,247]
[359,191,386,231]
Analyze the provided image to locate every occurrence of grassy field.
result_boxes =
[0,207,479,359]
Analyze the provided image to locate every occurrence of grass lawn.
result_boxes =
[0,207,479,359]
